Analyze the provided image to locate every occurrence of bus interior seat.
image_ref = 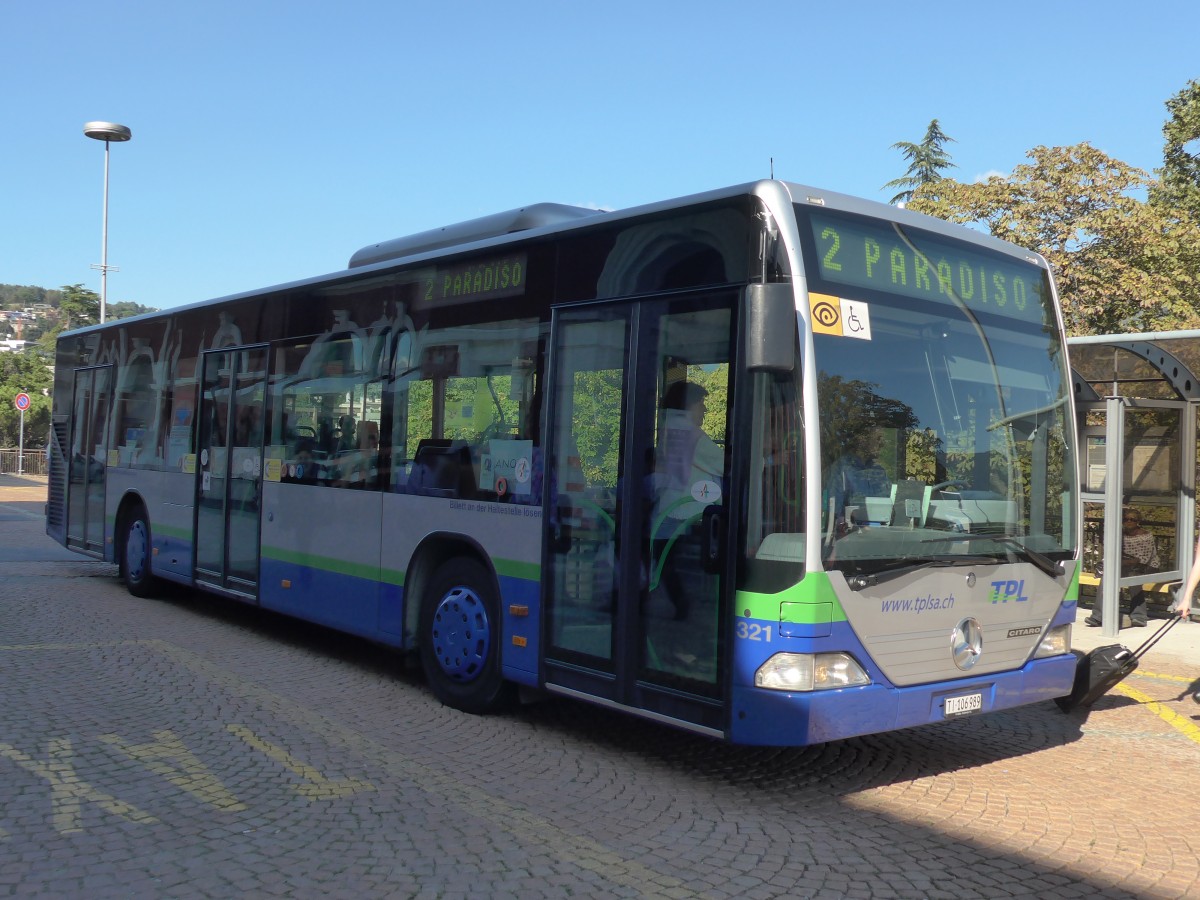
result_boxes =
[409,439,476,498]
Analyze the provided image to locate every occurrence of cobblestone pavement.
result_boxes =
[2,478,1199,899]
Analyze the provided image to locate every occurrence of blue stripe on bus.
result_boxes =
[256,556,542,686]
[259,557,398,646]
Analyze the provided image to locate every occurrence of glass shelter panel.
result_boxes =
[1080,405,1181,588]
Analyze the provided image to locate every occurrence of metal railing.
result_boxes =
[0,449,48,476]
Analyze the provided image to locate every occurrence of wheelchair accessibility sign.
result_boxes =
[808,293,872,341]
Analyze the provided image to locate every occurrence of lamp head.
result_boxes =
[84,122,132,142]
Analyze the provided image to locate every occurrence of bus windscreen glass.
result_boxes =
[796,206,1074,575]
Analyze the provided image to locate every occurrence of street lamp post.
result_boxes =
[83,121,132,325]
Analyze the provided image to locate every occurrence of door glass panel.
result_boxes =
[67,369,92,545]
[68,367,111,550]
[642,306,732,691]
[196,348,265,589]
[547,315,628,667]
[85,367,112,551]
[196,352,232,575]
[228,349,266,583]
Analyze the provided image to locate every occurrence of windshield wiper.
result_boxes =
[847,554,992,589]
[921,533,1061,578]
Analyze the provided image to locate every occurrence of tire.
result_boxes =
[120,506,160,598]
[418,557,514,713]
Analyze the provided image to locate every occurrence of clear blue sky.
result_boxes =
[4,1,1199,311]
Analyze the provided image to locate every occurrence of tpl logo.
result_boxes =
[989,579,1029,603]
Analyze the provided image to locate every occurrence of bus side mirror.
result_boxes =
[745,283,796,372]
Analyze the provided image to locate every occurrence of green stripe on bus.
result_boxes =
[262,545,380,582]
[735,571,847,623]
[1065,561,1080,603]
[151,522,192,540]
[261,547,537,588]
[494,558,539,582]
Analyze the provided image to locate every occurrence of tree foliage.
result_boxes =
[884,119,957,205]
[0,350,52,448]
[908,143,1200,336]
[57,284,100,332]
[1151,79,1200,222]
[0,284,61,309]
[108,300,158,320]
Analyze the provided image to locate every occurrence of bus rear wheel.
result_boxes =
[419,557,514,713]
[120,506,160,598]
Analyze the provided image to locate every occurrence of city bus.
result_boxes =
[46,180,1080,745]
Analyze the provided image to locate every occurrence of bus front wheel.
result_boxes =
[418,557,514,713]
[120,506,160,598]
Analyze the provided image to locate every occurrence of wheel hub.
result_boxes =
[126,521,148,581]
[430,586,490,682]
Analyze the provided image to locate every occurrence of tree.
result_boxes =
[1151,79,1200,222]
[108,300,159,320]
[57,283,100,332]
[884,119,957,205]
[0,350,53,448]
[908,143,1200,336]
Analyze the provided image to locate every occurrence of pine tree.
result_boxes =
[884,119,957,205]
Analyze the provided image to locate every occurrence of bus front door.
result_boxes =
[66,365,112,556]
[194,347,267,597]
[544,295,734,736]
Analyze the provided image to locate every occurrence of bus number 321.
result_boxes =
[736,622,773,642]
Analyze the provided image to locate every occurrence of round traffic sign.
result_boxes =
[14,392,30,411]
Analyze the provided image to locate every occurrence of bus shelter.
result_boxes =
[1069,330,1200,638]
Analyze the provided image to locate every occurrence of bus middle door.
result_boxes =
[194,346,267,597]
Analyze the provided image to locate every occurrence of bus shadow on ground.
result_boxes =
[132,576,1089,790]
[512,696,1086,791]
[121,576,424,684]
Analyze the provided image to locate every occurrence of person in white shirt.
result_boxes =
[650,381,724,620]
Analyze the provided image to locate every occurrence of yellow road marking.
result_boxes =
[226,724,375,800]
[1134,670,1195,684]
[98,730,248,812]
[1114,682,1200,746]
[0,639,685,896]
[0,737,159,833]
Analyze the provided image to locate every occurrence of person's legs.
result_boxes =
[1128,586,1148,626]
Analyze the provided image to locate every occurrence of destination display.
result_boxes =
[424,253,527,305]
[806,211,1049,322]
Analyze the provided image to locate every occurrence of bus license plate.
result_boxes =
[944,692,983,718]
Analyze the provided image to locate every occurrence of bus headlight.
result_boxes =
[755,652,870,691]
[1034,624,1071,658]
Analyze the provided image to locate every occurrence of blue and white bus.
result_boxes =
[48,180,1080,744]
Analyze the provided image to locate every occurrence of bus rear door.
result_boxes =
[66,364,113,556]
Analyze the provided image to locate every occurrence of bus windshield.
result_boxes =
[797,206,1075,576]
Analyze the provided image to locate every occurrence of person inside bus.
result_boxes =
[336,415,357,454]
[650,380,724,620]
[285,441,321,485]
[826,428,891,534]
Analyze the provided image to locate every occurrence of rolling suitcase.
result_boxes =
[1054,615,1182,712]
